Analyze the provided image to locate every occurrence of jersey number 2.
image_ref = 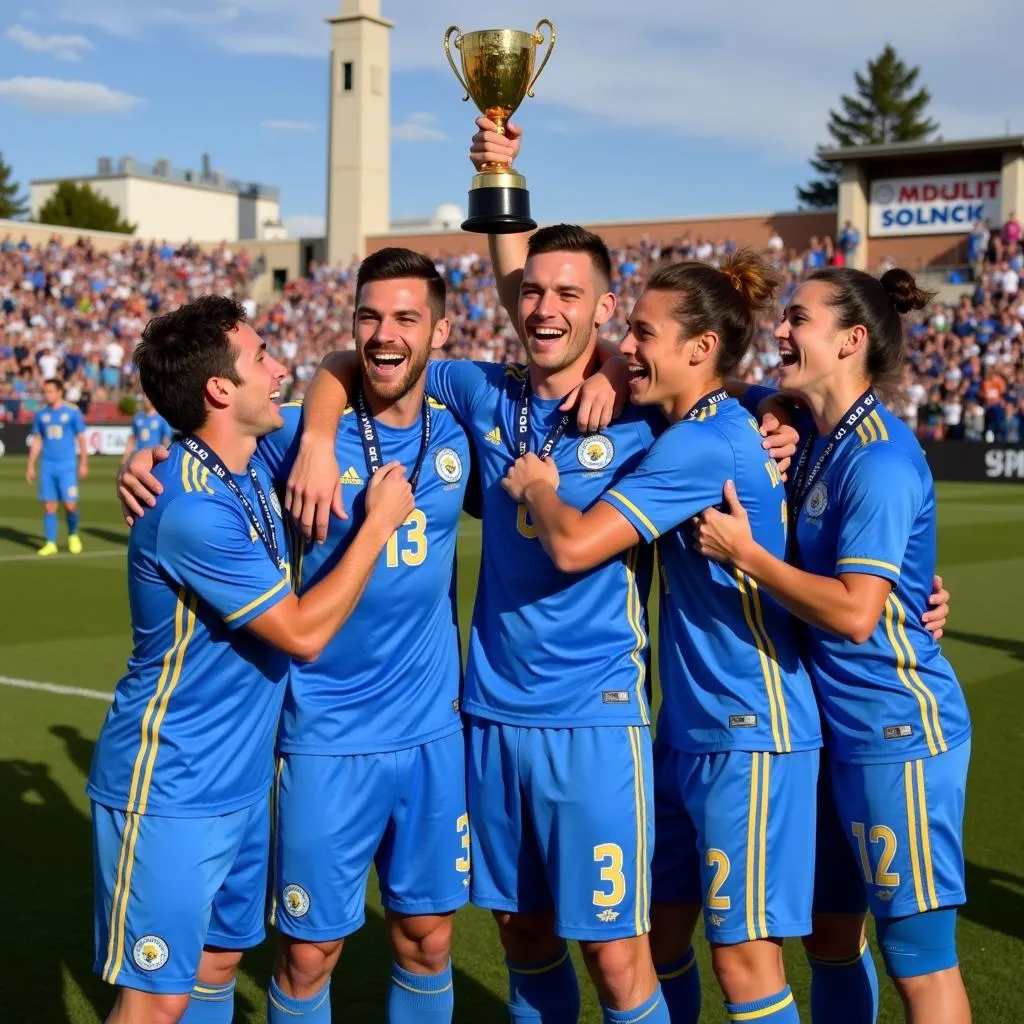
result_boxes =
[386,509,427,567]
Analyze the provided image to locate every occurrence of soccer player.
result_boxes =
[89,295,413,1024]
[122,396,173,464]
[26,377,88,555]
[503,252,822,1024]
[695,267,972,1024]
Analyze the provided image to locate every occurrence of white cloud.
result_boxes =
[284,213,325,237]
[261,118,318,132]
[5,24,93,61]
[392,112,446,142]
[0,76,141,113]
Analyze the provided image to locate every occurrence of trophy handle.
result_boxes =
[526,19,556,99]
[443,26,471,102]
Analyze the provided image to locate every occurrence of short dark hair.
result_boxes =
[526,224,612,289]
[646,248,778,376]
[355,247,446,323]
[133,295,246,433]
[808,267,935,399]
[42,377,65,393]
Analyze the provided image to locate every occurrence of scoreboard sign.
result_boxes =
[869,173,1001,237]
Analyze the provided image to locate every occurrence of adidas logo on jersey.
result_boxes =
[339,466,364,485]
[483,426,502,446]
[596,909,620,923]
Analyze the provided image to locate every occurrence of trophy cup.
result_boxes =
[444,21,555,233]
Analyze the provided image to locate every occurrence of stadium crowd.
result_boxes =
[1,223,1022,442]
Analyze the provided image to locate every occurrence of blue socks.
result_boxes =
[726,985,799,1022]
[602,985,670,1023]
[43,511,56,542]
[180,980,234,1022]
[507,944,581,1022]
[807,943,880,1023]
[267,976,331,1022]
[657,947,701,1023]
[386,960,454,1022]
[67,508,79,535]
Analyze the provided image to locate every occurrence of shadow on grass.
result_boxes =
[0,525,40,550]
[81,526,130,548]
[943,629,1024,663]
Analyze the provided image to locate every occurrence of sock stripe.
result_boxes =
[631,992,665,1022]
[656,948,697,981]
[508,946,570,975]
[807,940,869,968]
[728,990,794,1021]
[390,974,454,996]
[268,991,303,1017]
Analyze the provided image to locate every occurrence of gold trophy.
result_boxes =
[444,21,555,233]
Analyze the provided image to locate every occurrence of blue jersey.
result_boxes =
[256,400,468,755]
[744,387,971,764]
[602,398,822,754]
[426,359,657,727]
[87,443,292,816]
[32,403,85,463]
[132,412,171,449]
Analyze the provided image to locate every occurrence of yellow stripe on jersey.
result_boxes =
[200,465,214,495]
[268,756,285,927]
[623,548,650,725]
[735,571,783,752]
[181,454,193,493]
[747,577,791,752]
[137,592,199,814]
[729,990,795,1020]
[883,596,939,756]
[426,396,447,411]
[915,759,939,909]
[856,424,869,445]
[757,752,770,938]
[102,810,142,983]
[606,489,660,539]
[836,556,901,576]
[505,363,527,380]
[870,409,889,441]
[863,415,878,444]
[903,762,927,912]
[745,752,759,941]
[223,577,289,625]
[892,595,946,753]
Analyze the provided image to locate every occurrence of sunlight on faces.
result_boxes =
[42,380,63,407]
[355,278,449,403]
[518,251,614,374]
[207,322,286,437]
[775,280,868,398]
[621,288,718,409]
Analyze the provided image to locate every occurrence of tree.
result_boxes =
[0,152,28,219]
[37,180,136,234]
[798,44,939,209]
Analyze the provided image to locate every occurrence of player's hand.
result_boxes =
[922,574,950,639]
[759,413,799,480]
[79,458,89,479]
[695,480,755,566]
[364,461,414,535]
[561,355,629,433]
[285,434,347,544]
[470,115,521,171]
[117,444,169,526]
[501,452,559,502]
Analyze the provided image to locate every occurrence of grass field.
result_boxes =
[1,454,1022,1023]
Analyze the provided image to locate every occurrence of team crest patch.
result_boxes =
[133,935,169,971]
[577,434,614,471]
[282,883,311,918]
[804,480,828,519]
[270,490,282,517]
[434,447,463,484]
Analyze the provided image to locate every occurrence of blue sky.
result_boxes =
[3,0,1024,238]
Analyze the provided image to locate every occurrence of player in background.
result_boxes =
[90,296,412,1024]
[503,252,822,1024]
[26,377,88,555]
[695,268,972,1024]
[122,396,173,464]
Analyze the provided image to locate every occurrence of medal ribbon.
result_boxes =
[354,386,431,491]
[513,376,572,459]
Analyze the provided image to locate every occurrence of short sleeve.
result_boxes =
[257,404,303,485]
[30,413,42,437]
[72,408,86,434]
[835,445,922,585]
[156,494,291,630]
[741,384,778,418]
[426,360,497,423]
[601,424,734,542]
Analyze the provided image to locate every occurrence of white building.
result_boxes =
[30,155,286,244]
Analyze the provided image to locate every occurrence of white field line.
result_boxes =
[0,549,124,564]
[0,674,112,702]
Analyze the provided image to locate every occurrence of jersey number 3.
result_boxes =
[386,509,427,567]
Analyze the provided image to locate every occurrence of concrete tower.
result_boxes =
[326,0,394,266]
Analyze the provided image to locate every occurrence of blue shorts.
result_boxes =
[652,744,818,945]
[39,463,78,503]
[467,720,654,942]
[92,795,269,995]
[270,730,469,941]
[819,740,970,920]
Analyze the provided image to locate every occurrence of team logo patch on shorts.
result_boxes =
[133,935,169,971]
[804,481,828,519]
[577,434,614,471]
[282,883,311,917]
[434,447,463,484]
[270,490,283,517]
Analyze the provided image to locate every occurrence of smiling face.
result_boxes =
[354,277,447,403]
[224,323,287,437]
[773,280,850,395]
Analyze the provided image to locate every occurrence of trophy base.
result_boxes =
[462,186,536,234]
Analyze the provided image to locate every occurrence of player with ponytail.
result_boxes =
[697,267,972,1024]
[503,250,823,1024]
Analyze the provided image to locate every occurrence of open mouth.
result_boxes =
[366,349,408,379]
[778,347,798,368]
[627,362,650,385]
[528,325,567,348]
[270,389,281,402]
